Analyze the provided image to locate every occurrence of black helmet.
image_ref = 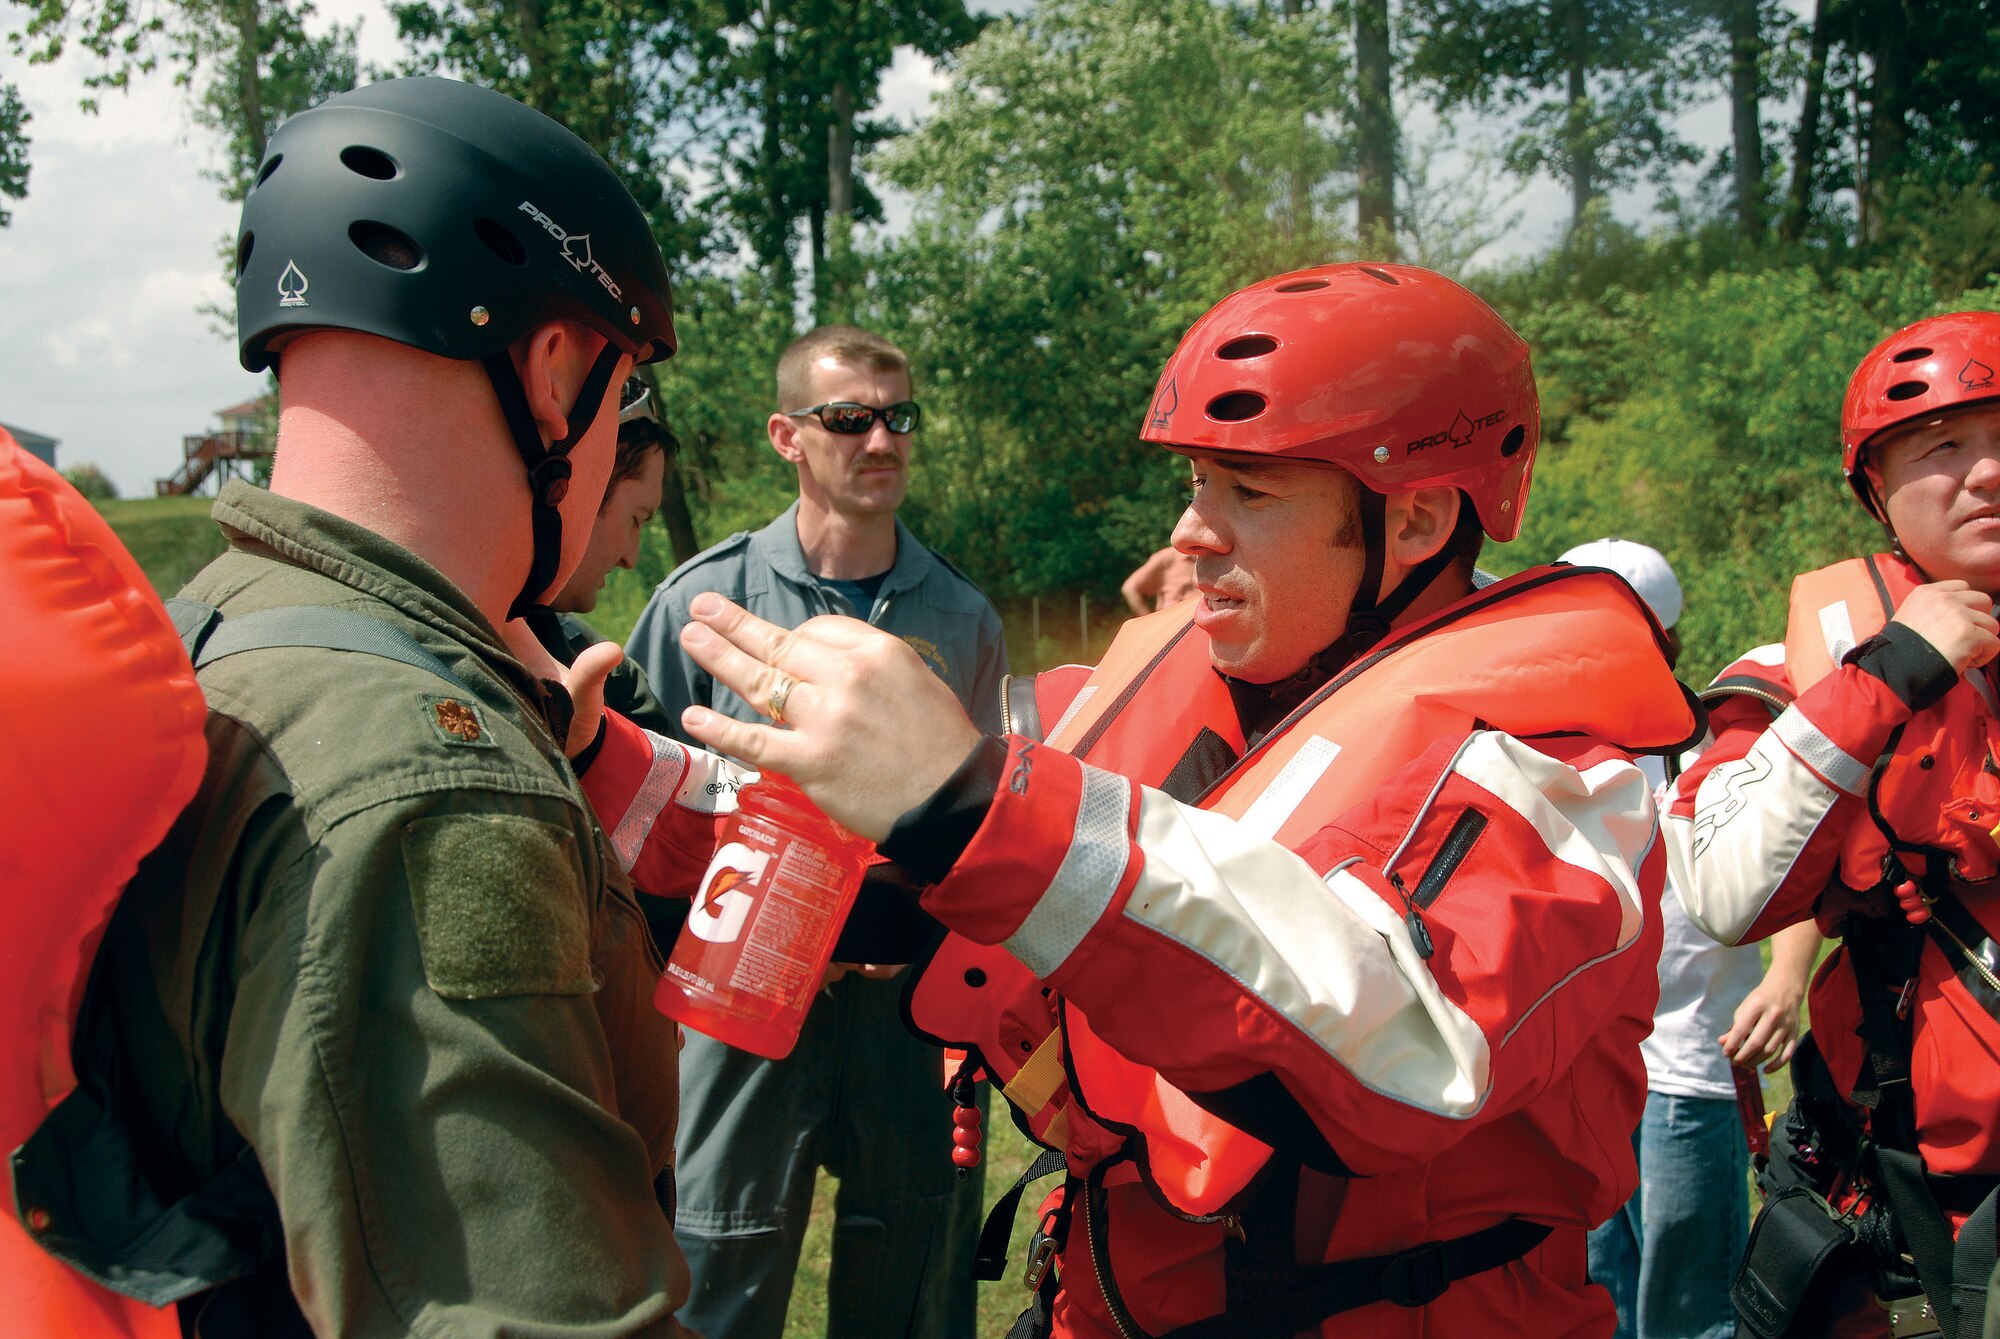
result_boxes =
[235,77,677,619]
[236,76,675,372]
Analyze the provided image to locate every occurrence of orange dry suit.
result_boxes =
[903,565,1696,1338]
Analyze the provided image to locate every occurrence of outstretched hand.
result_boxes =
[676,593,982,841]
[500,617,624,758]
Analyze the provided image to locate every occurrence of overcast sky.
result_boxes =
[0,0,1738,496]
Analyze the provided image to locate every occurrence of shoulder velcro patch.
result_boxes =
[402,814,594,999]
[423,693,497,748]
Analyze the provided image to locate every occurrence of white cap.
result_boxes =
[1558,537,1683,629]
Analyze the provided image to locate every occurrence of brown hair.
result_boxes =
[604,418,676,505]
[776,325,911,410]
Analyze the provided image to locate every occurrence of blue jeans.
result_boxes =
[672,973,985,1339]
[1588,1090,1749,1339]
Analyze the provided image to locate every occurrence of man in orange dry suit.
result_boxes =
[1670,312,2000,1339]
[579,263,1697,1337]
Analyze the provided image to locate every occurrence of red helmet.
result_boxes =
[1139,262,1538,540]
[1843,311,2000,521]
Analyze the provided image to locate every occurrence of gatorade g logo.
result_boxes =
[689,842,771,944]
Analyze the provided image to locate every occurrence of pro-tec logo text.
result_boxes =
[518,201,624,300]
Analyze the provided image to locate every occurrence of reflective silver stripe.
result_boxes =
[1004,765,1133,978]
[1772,705,1870,795]
[1817,600,1857,666]
[1236,735,1342,841]
[610,729,688,870]
[1045,685,1097,748]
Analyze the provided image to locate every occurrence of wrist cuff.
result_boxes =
[880,734,1008,884]
[1849,621,1958,712]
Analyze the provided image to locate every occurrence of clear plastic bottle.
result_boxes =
[655,775,874,1059]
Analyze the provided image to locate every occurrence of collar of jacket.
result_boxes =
[747,498,938,608]
[210,480,557,712]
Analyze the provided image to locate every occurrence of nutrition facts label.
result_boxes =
[727,840,849,1004]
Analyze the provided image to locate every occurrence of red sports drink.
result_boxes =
[655,775,874,1059]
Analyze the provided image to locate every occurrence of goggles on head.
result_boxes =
[619,377,662,427]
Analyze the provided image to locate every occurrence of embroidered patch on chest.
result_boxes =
[424,694,497,748]
[901,634,950,680]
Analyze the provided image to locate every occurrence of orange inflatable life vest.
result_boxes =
[1783,554,2000,886]
[912,564,1695,1218]
[1,433,205,1339]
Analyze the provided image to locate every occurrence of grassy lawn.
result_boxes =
[94,495,229,597]
[780,1110,1046,1339]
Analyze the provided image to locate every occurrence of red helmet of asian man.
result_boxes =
[1843,311,2000,522]
[1139,262,1539,541]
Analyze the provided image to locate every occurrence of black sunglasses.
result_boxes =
[784,400,922,435]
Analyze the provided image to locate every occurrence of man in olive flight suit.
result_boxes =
[8,78,699,1337]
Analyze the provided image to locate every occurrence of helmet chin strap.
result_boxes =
[482,343,627,623]
[1319,488,1461,671]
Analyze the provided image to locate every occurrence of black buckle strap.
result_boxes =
[1159,1217,1553,1338]
[1380,1239,1449,1307]
[974,1146,1068,1281]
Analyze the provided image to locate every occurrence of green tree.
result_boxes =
[391,0,720,274]
[862,0,1354,599]
[0,82,27,225]
[10,0,357,196]
[62,461,120,500]
[1406,0,1700,232]
[695,0,979,320]
[1496,260,1950,681]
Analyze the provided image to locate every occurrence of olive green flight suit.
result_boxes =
[14,482,693,1337]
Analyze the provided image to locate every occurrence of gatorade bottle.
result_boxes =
[656,775,874,1059]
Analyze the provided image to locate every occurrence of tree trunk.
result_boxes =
[1780,0,1830,242]
[514,0,552,113]
[759,6,795,300]
[1283,0,1309,237]
[808,200,827,322]
[658,454,700,566]
[235,0,267,171]
[1565,0,1594,229]
[1354,0,1394,248]
[1726,0,1764,236]
[1859,0,1908,243]
[825,78,855,321]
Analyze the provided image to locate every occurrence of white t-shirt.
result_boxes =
[1637,754,1764,1099]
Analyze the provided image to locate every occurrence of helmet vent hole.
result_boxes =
[340,145,400,181]
[253,154,283,189]
[1892,346,1933,363]
[349,220,425,272]
[1500,424,1525,457]
[1358,266,1400,285]
[1886,380,1930,402]
[1274,278,1329,293]
[235,232,254,279]
[475,217,529,267]
[1216,335,1278,361]
[1206,391,1267,422]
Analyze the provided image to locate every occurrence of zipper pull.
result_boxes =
[1388,870,1435,960]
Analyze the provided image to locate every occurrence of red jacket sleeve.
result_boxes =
[1666,641,1922,944]
[917,728,1663,1173]
[577,710,748,897]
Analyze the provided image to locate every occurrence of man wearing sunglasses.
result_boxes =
[626,324,1007,1339]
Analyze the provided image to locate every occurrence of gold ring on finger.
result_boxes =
[768,675,796,725]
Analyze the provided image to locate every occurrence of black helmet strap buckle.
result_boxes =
[1327,486,1460,669]
[484,341,627,622]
